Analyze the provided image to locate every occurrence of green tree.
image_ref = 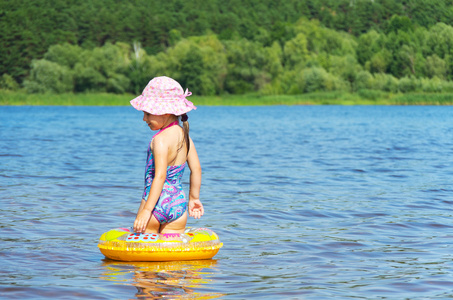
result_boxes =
[385,31,416,77]
[194,35,228,94]
[283,33,309,68]
[356,30,383,65]
[444,54,453,80]
[398,76,419,92]
[0,74,20,91]
[73,64,106,92]
[265,42,284,77]
[385,15,414,34]
[329,55,363,92]
[371,73,399,92]
[424,55,447,79]
[73,43,130,93]
[355,70,373,90]
[295,67,343,93]
[176,45,205,95]
[366,49,392,74]
[270,21,296,47]
[24,59,73,93]
[424,23,453,58]
[224,39,270,94]
[128,42,153,94]
[44,43,83,68]
[405,0,453,28]
[398,45,418,76]
[156,35,227,95]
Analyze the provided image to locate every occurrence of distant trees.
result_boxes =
[3,0,453,95]
[23,60,73,93]
[15,18,453,95]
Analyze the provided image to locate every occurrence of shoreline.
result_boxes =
[1,90,453,106]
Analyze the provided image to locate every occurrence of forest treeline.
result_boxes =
[2,0,453,95]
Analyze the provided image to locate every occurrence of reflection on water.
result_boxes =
[1,105,453,299]
[101,260,223,299]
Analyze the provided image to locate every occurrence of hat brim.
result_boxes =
[130,95,196,116]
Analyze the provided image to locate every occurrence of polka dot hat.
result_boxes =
[130,76,196,115]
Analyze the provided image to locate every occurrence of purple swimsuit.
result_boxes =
[142,122,187,224]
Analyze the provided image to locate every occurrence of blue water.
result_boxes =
[1,105,452,299]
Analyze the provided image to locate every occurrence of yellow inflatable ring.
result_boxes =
[98,227,223,262]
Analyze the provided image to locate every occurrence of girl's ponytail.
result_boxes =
[181,114,190,155]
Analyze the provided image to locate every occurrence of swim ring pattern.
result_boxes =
[98,227,222,261]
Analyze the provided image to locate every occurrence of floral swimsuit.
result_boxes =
[142,122,187,224]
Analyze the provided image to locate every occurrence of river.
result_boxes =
[1,105,452,299]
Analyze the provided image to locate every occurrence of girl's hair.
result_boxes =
[180,113,190,155]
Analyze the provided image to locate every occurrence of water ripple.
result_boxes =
[1,105,453,299]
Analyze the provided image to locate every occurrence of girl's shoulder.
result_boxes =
[152,126,183,147]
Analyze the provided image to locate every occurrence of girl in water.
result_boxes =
[130,76,203,234]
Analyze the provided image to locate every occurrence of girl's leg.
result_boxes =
[144,214,161,233]
[136,200,160,233]
[159,211,188,234]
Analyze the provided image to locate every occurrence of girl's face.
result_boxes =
[143,111,171,130]
[143,112,168,131]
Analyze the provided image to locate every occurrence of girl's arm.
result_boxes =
[187,138,203,219]
[134,137,168,233]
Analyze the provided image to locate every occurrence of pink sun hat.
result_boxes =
[130,76,196,115]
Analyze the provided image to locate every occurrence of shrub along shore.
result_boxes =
[1,90,453,106]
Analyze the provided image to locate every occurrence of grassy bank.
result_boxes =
[0,91,131,106]
[1,90,453,106]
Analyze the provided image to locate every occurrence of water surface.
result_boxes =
[1,105,452,299]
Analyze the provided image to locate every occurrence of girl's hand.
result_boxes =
[189,199,204,219]
[134,208,152,233]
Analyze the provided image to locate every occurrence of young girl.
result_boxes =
[130,76,203,234]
